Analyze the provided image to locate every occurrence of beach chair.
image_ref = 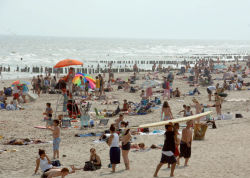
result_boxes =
[62,117,71,128]
[98,119,109,127]
[94,108,105,119]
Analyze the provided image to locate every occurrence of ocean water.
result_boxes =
[0,35,250,79]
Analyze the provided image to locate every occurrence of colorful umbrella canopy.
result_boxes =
[72,73,96,89]
[12,80,30,86]
[54,59,83,68]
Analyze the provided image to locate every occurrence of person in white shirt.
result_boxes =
[107,124,121,173]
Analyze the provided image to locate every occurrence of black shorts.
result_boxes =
[160,154,176,164]
[110,147,120,164]
[207,88,212,94]
[179,142,191,158]
[122,142,131,151]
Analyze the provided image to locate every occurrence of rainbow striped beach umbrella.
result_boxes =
[72,72,96,89]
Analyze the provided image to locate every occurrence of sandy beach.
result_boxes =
[1,65,250,178]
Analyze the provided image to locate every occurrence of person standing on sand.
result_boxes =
[161,101,173,120]
[47,120,61,159]
[191,98,202,123]
[120,121,131,170]
[178,121,193,166]
[107,124,121,173]
[153,123,177,177]
[162,77,170,100]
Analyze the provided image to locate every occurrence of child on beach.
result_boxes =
[178,105,187,117]
[161,101,173,120]
[153,123,177,177]
[184,106,193,117]
[43,103,53,119]
[178,121,193,166]
[47,120,61,159]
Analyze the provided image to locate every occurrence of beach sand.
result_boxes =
[1,70,250,178]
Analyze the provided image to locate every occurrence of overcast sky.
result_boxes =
[0,0,250,40]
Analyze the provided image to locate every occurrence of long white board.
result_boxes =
[132,111,212,129]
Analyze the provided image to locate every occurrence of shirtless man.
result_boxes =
[43,167,75,178]
[178,121,193,166]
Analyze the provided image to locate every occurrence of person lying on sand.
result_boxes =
[42,167,75,178]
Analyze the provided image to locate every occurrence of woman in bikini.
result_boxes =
[161,101,173,120]
[120,121,132,170]
[214,93,222,118]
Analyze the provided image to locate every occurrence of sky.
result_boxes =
[0,0,250,40]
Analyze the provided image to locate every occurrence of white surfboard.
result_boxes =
[27,92,38,101]
[132,111,212,129]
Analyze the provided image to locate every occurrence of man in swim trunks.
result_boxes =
[154,123,176,177]
[179,121,193,166]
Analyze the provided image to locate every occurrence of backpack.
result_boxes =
[84,161,96,171]
[52,160,61,167]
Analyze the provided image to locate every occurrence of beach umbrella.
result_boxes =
[72,72,96,89]
[12,80,30,86]
[54,59,83,68]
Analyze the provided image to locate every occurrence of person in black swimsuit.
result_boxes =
[120,121,131,170]
[89,148,102,170]
[73,148,101,171]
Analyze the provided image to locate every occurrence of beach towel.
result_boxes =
[75,133,103,137]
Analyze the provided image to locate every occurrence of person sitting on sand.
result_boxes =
[184,106,193,117]
[173,87,181,97]
[178,121,193,166]
[73,148,102,171]
[34,149,54,175]
[161,101,173,120]
[42,167,75,178]
[153,123,177,177]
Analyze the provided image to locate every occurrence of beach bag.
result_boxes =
[84,161,96,171]
[118,86,123,90]
[52,160,61,167]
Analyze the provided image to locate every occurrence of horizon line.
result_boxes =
[0,33,250,42]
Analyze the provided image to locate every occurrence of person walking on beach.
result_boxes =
[178,121,193,166]
[47,120,61,159]
[153,123,177,177]
[120,121,131,170]
[161,101,173,120]
[107,124,121,173]
[162,77,170,100]
[95,76,100,97]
